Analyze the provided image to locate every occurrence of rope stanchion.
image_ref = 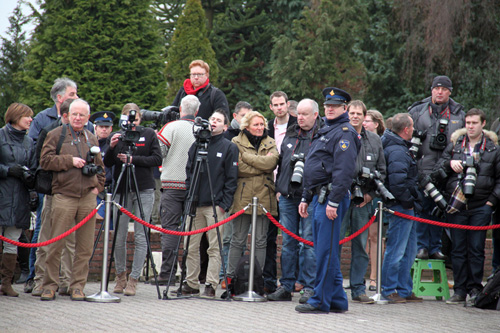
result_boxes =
[385,208,500,231]
[117,203,248,236]
[0,205,101,248]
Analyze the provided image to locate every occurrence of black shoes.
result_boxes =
[181,282,200,296]
[429,251,447,260]
[416,248,429,260]
[267,286,292,301]
[201,284,216,298]
[299,289,314,304]
[295,303,328,314]
[446,293,466,304]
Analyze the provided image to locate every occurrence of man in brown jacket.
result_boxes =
[39,99,105,301]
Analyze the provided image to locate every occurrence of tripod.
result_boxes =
[162,137,229,300]
[105,143,161,299]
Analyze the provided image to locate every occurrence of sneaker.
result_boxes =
[181,282,200,296]
[446,294,466,304]
[202,284,216,298]
[384,292,407,304]
[24,279,35,293]
[299,289,314,304]
[40,289,56,301]
[405,293,423,302]
[267,286,292,301]
[295,303,328,314]
[70,288,85,301]
[32,286,43,297]
[352,294,375,304]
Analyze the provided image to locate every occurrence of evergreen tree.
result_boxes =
[0,4,29,126]
[165,0,217,103]
[269,0,368,108]
[21,0,165,114]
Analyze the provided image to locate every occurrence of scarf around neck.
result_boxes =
[183,78,210,95]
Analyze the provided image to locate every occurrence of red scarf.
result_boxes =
[183,78,210,95]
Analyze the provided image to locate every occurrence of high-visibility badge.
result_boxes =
[339,139,350,151]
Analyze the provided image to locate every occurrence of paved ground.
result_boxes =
[1,280,499,332]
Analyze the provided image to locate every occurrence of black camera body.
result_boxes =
[82,146,103,177]
[193,117,212,145]
[141,106,180,129]
[358,167,396,204]
[418,173,447,212]
[429,118,449,151]
[21,166,35,188]
[461,155,477,197]
[410,129,426,158]
[290,153,305,188]
[119,110,141,145]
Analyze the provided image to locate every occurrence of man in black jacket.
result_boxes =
[182,110,239,297]
[436,108,500,304]
[104,103,162,296]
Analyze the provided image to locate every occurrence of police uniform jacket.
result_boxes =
[185,133,239,212]
[230,131,279,216]
[355,128,386,198]
[302,112,360,207]
[40,125,105,198]
[434,128,500,210]
[381,129,418,209]
[408,97,465,175]
[276,117,323,198]
[104,126,162,192]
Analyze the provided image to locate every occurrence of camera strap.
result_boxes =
[460,133,486,162]
[68,125,91,159]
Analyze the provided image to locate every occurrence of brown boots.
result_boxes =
[0,253,20,297]
[124,277,138,296]
[113,271,127,293]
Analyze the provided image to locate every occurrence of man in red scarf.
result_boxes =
[171,60,229,120]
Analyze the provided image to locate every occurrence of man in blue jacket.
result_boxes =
[380,113,421,303]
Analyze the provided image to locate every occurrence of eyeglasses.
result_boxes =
[363,119,373,123]
[190,73,206,78]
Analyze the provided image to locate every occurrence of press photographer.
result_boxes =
[434,108,500,304]
[339,100,387,304]
[0,103,37,297]
[104,103,162,296]
[141,106,180,130]
[267,99,322,303]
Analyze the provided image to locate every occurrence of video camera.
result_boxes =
[141,106,180,129]
[82,146,104,177]
[193,117,212,146]
[356,167,396,204]
[119,109,141,145]
[429,118,449,151]
[290,153,305,189]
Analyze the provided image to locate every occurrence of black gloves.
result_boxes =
[7,164,24,178]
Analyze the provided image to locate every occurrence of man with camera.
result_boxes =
[182,110,239,297]
[104,104,162,296]
[408,75,465,261]
[267,98,322,304]
[340,100,386,304]
[157,95,198,285]
[296,87,360,313]
[433,108,500,304]
[39,99,105,301]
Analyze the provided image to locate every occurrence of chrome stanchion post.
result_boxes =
[233,197,266,302]
[371,200,388,304]
[86,193,121,303]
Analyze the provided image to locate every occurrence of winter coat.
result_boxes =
[172,84,229,120]
[434,129,500,209]
[381,129,419,210]
[0,124,37,228]
[230,131,279,216]
[355,128,387,198]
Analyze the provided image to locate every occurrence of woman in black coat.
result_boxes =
[0,103,37,297]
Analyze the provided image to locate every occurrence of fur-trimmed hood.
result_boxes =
[450,128,498,146]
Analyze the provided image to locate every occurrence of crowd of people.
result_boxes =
[1,62,500,313]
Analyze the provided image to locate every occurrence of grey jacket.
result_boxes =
[354,128,386,199]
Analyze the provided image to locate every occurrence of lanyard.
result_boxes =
[68,125,91,159]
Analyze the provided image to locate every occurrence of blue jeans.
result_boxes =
[307,194,350,312]
[381,205,416,298]
[28,193,44,280]
[278,196,316,292]
[340,201,373,297]
[448,205,492,297]
[416,194,443,255]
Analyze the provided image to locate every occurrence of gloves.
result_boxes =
[7,164,24,178]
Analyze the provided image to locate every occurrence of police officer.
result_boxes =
[89,111,116,187]
[295,88,360,313]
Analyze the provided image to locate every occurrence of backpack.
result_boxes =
[474,268,500,310]
[232,254,265,296]
[34,125,67,195]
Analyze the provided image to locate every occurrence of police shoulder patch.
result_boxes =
[342,127,349,131]
[339,139,350,151]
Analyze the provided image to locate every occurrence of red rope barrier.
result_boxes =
[389,209,500,230]
[0,209,98,248]
[265,211,378,247]
[118,206,246,236]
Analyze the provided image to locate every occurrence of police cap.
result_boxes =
[89,111,116,126]
[322,87,351,105]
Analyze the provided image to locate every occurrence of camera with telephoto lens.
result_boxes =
[418,173,447,214]
[351,178,364,205]
[28,189,39,211]
[141,106,180,129]
[82,146,104,176]
[410,129,426,158]
[20,166,35,188]
[462,155,477,197]
[193,117,212,145]
[358,167,396,204]
[429,118,449,151]
[119,110,141,145]
[290,153,305,188]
